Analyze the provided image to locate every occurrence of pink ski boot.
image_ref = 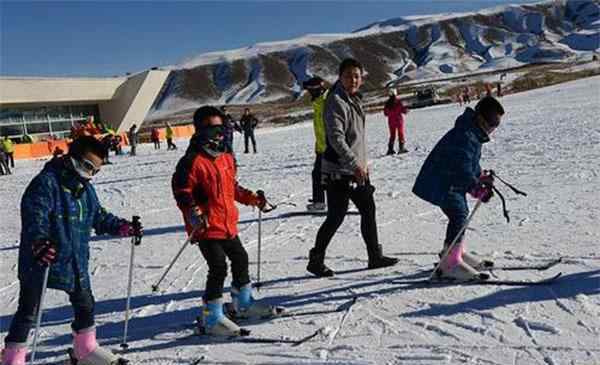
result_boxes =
[1,343,27,365]
[438,242,487,281]
[72,327,121,365]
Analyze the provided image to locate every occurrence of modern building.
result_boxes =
[0,69,170,140]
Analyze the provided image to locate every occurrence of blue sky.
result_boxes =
[1,1,534,77]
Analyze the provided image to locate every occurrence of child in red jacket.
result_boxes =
[172,106,281,336]
[383,89,409,155]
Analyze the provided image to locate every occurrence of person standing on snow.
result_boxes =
[128,124,138,156]
[220,106,241,153]
[303,76,328,212]
[2,136,15,169]
[240,108,258,154]
[165,123,177,150]
[412,96,504,281]
[1,136,142,365]
[151,127,161,150]
[306,58,399,278]
[172,106,281,337]
[383,88,410,155]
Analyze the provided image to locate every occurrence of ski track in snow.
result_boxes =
[1,76,600,364]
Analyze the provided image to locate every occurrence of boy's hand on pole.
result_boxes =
[32,240,58,265]
[190,206,209,233]
[255,190,268,212]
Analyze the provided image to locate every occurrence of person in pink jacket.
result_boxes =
[383,88,409,155]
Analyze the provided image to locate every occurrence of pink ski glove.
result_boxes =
[470,185,493,202]
[118,222,133,237]
[118,220,144,238]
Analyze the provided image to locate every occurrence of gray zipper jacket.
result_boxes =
[322,81,367,176]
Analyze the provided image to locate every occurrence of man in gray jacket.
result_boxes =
[306,58,398,277]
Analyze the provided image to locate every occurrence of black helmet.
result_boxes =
[193,106,225,131]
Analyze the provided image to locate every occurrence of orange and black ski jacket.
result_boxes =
[172,145,259,241]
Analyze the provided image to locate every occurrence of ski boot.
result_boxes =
[306,202,326,212]
[462,251,494,271]
[367,244,399,269]
[306,249,334,277]
[397,142,409,154]
[386,143,395,156]
[438,243,494,271]
[69,327,128,365]
[200,298,244,337]
[231,284,285,320]
[1,343,26,365]
[435,243,488,282]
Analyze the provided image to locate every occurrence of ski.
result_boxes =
[65,348,130,364]
[431,257,562,272]
[490,257,562,271]
[277,296,359,319]
[471,272,562,286]
[191,326,320,345]
[394,272,562,287]
[280,210,359,218]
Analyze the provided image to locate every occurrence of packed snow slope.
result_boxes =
[152,0,600,114]
[2,76,600,364]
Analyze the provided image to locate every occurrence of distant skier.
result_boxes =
[128,124,138,156]
[165,123,177,150]
[151,127,161,149]
[240,108,258,154]
[220,106,241,153]
[383,88,409,155]
[172,106,281,336]
[1,136,142,365]
[412,96,504,281]
[303,76,328,212]
[2,136,15,168]
[463,87,471,104]
[306,58,399,277]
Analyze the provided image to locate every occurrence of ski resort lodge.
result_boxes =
[0,69,170,158]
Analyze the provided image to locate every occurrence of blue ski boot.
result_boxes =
[202,298,242,336]
[231,284,285,320]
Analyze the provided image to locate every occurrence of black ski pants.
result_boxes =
[6,152,14,168]
[198,236,250,301]
[244,130,256,153]
[5,279,95,344]
[313,176,379,257]
[167,138,177,150]
[311,154,325,204]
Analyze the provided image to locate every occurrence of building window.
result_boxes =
[0,104,99,140]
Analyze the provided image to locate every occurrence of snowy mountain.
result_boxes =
[152,0,599,114]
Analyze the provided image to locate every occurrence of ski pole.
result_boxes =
[121,216,142,350]
[29,265,50,365]
[430,199,483,281]
[151,228,197,293]
[256,208,263,290]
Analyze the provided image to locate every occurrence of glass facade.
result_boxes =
[0,104,100,140]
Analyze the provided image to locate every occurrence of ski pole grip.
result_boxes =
[132,215,142,245]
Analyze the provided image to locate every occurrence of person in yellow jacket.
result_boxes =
[2,136,15,168]
[165,123,177,150]
[303,77,328,211]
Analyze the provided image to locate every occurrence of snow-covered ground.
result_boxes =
[1,76,599,364]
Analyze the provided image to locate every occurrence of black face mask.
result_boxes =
[308,87,324,100]
[197,125,226,153]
